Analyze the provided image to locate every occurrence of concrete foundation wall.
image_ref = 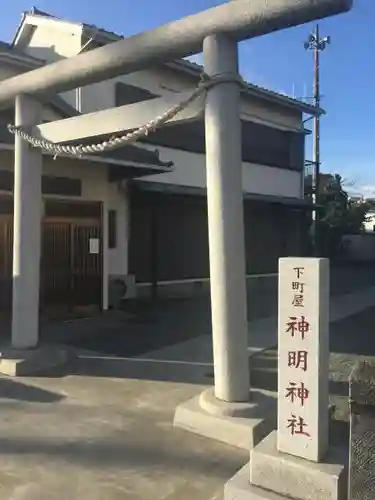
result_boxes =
[135,264,375,320]
[136,274,277,321]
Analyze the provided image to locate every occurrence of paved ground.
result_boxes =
[0,293,375,499]
[39,285,375,369]
[50,299,212,358]
[34,284,375,360]
[0,359,248,500]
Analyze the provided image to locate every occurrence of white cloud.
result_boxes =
[349,184,375,199]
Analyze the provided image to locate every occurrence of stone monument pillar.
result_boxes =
[225,258,348,500]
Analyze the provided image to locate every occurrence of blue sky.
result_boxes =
[0,0,373,195]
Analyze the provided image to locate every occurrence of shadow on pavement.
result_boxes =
[0,378,64,403]
[36,302,375,392]
[330,419,349,448]
[330,307,375,356]
[53,299,212,358]
[68,354,213,385]
[0,435,246,476]
[42,347,349,399]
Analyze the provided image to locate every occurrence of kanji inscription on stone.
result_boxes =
[277,257,330,462]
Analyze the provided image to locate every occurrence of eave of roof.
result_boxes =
[0,39,45,67]
[0,121,173,171]
[132,180,317,210]
[67,135,173,169]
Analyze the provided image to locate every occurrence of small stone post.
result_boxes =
[348,361,375,500]
[240,258,348,500]
[277,257,329,462]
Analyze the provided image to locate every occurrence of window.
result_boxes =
[0,171,82,196]
[108,210,117,249]
[115,82,157,106]
[242,121,292,169]
[42,176,82,196]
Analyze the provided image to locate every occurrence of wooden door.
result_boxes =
[70,222,102,308]
[40,220,72,311]
[40,217,102,313]
[0,201,103,315]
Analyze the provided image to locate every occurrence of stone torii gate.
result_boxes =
[0,0,352,416]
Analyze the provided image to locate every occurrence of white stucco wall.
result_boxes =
[364,211,375,232]
[80,70,304,200]
[80,67,303,131]
[20,19,82,109]
[0,149,129,308]
[139,145,302,199]
[17,18,82,59]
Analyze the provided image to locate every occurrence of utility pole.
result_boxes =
[304,24,330,255]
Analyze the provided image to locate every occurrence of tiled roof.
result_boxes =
[26,7,322,115]
[0,40,14,53]
[29,7,55,18]
[0,39,42,61]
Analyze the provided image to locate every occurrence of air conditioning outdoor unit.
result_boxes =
[108,274,137,309]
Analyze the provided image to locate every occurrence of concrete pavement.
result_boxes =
[0,287,374,499]
[136,285,375,366]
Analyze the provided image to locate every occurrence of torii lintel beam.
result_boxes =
[33,92,204,144]
[0,0,353,106]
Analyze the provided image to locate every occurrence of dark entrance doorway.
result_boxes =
[0,197,103,317]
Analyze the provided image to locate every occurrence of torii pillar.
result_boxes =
[174,34,272,448]
[0,95,68,376]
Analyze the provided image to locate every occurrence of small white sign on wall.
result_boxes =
[89,238,100,255]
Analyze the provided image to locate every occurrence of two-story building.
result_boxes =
[4,7,320,313]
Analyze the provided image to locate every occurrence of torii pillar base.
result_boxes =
[0,344,70,377]
[173,388,275,450]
